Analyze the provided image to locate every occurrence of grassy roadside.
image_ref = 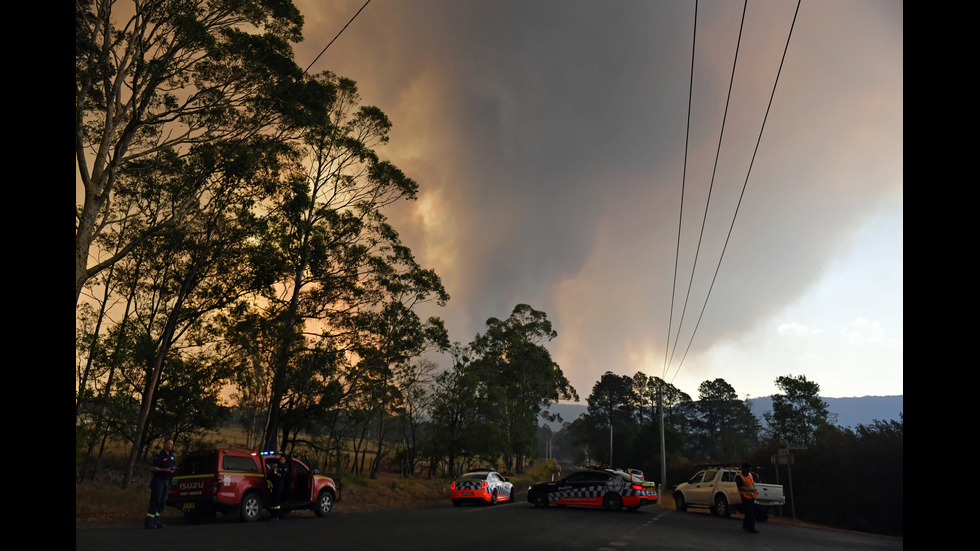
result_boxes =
[76,468,459,526]
[76,459,549,526]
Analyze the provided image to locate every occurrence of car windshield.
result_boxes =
[459,472,489,481]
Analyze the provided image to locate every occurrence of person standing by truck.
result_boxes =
[735,462,759,534]
[269,456,289,521]
[145,439,176,529]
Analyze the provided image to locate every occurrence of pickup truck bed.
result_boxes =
[673,466,785,521]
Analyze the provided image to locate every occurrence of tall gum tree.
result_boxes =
[75,0,310,305]
[764,374,835,446]
[248,73,448,452]
[470,304,578,473]
[110,139,284,487]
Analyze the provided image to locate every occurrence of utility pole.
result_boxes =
[659,385,666,501]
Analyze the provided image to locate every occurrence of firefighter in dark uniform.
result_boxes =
[269,455,289,521]
[145,439,176,529]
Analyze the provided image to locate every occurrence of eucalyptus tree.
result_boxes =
[105,137,284,486]
[75,0,312,305]
[764,374,835,446]
[469,304,578,473]
[428,345,498,477]
[687,378,760,462]
[249,73,448,453]
[632,371,691,425]
[585,371,638,466]
[344,272,449,478]
[588,371,638,426]
[395,358,439,477]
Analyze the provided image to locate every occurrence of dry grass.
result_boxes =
[76,464,459,525]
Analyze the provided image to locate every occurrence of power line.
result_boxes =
[663,0,747,383]
[663,0,698,383]
[664,0,802,388]
[303,0,373,76]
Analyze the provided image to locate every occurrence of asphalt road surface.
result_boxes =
[77,497,902,551]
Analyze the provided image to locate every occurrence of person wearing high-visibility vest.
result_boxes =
[735,462,760,534]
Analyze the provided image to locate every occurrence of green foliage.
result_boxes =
[680,378,761,462]
[75,0,313,302]
[764,374,835,445]
[468,305,578,473]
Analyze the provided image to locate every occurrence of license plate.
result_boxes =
[182,502,196,510]
[463,492,472,496]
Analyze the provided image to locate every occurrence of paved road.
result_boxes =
[77,498,902,551]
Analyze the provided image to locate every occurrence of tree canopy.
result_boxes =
[75,0,314,304]
[764,374,835,445]
[467,304,578,472]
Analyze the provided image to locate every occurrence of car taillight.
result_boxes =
[451,482,456,490]
[482,481,487,489]
[631,484,643,491]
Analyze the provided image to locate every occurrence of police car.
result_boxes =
[527,467,657,511]
[450,470,515,506]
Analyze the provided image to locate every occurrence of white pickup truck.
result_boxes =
[672,465,785,521]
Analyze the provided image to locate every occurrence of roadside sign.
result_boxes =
[771,453,794,465]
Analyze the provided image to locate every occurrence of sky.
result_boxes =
[290,0,903,402]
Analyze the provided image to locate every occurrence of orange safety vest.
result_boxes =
[737,472,758,500]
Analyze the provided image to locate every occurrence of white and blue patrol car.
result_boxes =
[451,470,515,506]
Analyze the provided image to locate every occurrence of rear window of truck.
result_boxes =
[222,455,259,472]
[179,453,217,475]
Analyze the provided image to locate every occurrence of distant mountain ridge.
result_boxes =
[538,395,903,432]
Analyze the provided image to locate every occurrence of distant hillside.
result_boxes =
[747,395,903,429]
[538,395,903,432]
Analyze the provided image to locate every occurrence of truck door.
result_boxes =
[687,469,717,506]
[290,458,314,503]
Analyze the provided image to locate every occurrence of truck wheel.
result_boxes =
[674,493,687,512]
[239,492,262,523]
[755,507,769,522]
[603,493,623,512]
[315,490,334,517]
[713,495,730,518]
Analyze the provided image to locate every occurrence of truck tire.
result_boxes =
[674,493,687,512]
[315,489,334,517]
[713,495,730,518]
[755,507,769,522]
[239,491,262,523]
